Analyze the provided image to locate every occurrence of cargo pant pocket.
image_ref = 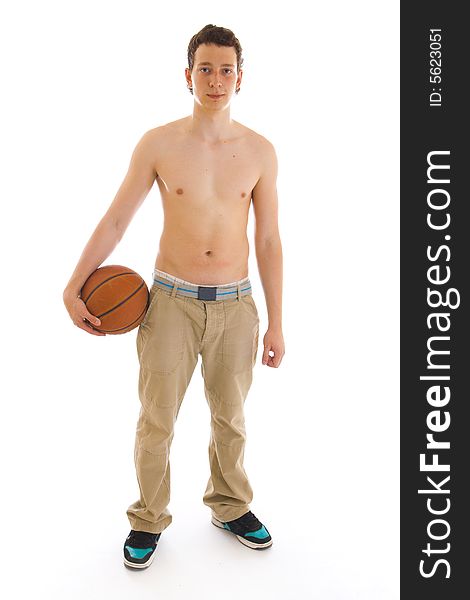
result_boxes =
[217,295,260,375]
[139,283,159,328]
[136,289,185,375]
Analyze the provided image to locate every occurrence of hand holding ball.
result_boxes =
[80,265,149,334]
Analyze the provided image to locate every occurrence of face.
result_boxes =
[185,43,242,108]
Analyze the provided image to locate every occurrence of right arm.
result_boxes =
[63,129,158,334]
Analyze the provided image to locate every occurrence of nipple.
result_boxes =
[176,188,184,195]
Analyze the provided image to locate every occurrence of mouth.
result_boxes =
[207,94,225,99]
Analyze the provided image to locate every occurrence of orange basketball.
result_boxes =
[80,265,149,334]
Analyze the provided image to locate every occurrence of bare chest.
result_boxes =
[154,137,261,208]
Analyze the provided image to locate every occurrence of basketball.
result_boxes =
[80,265,149,334]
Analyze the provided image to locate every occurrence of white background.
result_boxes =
[0,1,399,598]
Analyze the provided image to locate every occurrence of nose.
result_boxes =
[209,77,222,88]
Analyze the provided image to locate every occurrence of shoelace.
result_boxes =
[229,511,263,534]
[126,530,158,548]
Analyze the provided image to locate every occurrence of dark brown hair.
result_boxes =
[187,24,244,95]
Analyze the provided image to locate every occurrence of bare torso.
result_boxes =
[150,116,264,285]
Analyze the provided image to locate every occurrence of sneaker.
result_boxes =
[211,511,273,549]
[123,529,161,569]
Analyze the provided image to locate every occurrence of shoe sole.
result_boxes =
[211,516,273,549]
[123,546,158,569]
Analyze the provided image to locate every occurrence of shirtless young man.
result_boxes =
[63,24,284,568]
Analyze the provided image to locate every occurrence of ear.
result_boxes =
[236,69,243,90]
[185,67,192,86]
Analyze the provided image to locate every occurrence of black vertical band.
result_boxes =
[401,2,469,597]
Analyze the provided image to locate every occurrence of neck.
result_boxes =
[189,102,233,142]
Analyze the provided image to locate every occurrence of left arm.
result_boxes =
[252,138,285,368]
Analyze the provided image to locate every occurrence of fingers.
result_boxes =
[65,295,106,336]
[262,349,276,366]
[84,320,106,336]
[74,316,106,336]
[262,348,284,368]
[86,313,101,327]
[264,355,279,367]
[262,348,270,365]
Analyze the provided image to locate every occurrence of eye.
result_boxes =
[199,67,210,73]
[224,69,233,74]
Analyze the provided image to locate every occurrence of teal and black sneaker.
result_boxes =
[211,511,273,549]
[123,530,161,569]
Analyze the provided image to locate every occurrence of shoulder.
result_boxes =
[256,134,277,166]
[133,125,164,150]
[233,127,278,189]
[237,124,277,165]
[143,117,189,142]
[129,121,182,175]
[246,129,278,177]
[235,121,275,148]
[135,119,187,166]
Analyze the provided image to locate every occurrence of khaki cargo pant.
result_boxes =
[126,271,260,534]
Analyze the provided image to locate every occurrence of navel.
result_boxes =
[176,188,184,195]
[205,250,212,256]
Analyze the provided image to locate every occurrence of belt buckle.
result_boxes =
[197,286,217,301]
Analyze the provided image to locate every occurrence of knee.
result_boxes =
[137,429,174,456]
[211,416,246,444]
[136,415,175,455]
